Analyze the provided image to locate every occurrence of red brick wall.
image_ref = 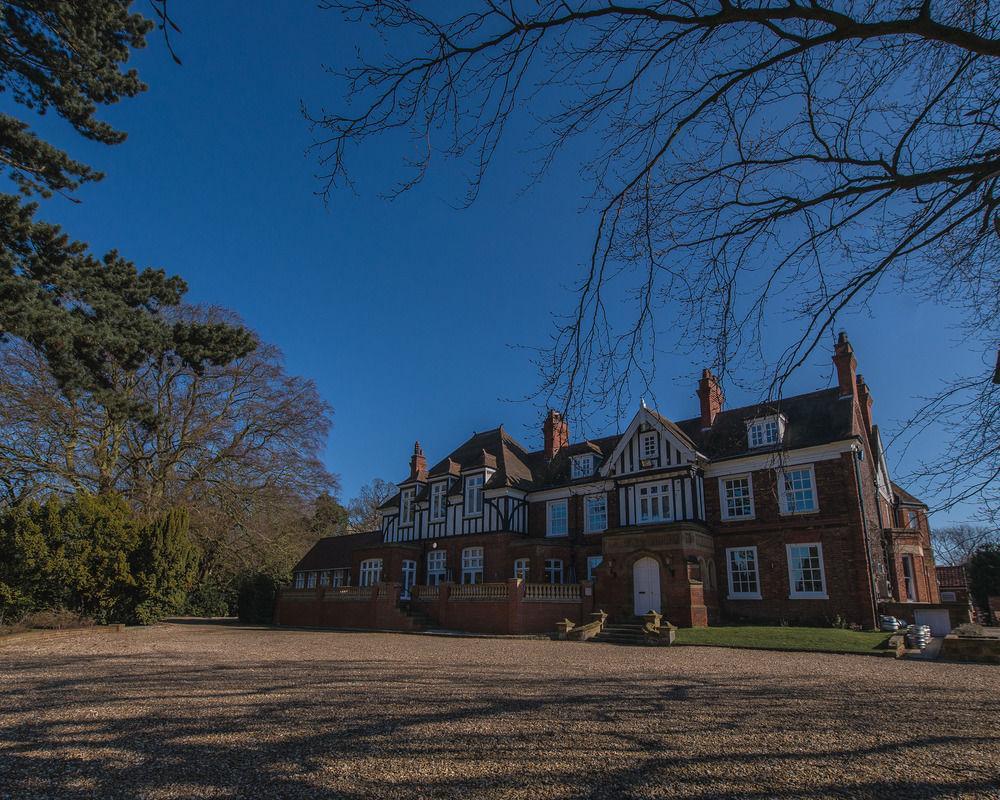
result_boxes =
[708,454,877,628]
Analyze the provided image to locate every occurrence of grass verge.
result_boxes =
[674,625,891,654]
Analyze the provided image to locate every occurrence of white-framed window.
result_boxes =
[294,572,305,589]
[786,543,828,599]
[571,454,595,479]
[400,488,414,525]
[587,555,603,582]
[331,569,346,587]
[513,558,530,580]
[747,416,783,448]
[638,482,671,523]
[464,474,484,516]
[545,559,564,584]
[719,475,755,520]
[430,482,447,521]
[307,571,317,588]
[641,431,658,460]
[901,554,916,602]
[726,547,761,599]
[319,570,330,587]
[359,559,382,587]
[547,499,568,537]
[941,591,957,602]
[584,494,607,533]
[426,550,447,585]
[778,466,818,514]
[907,509,919,530]
[401,559,417,598]
[461,547,484,584]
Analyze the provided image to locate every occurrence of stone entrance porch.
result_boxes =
[595,522,717,627]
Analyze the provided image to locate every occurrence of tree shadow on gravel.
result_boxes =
[1,631,997,799]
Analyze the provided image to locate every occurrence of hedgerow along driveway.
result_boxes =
[1,622,997,799]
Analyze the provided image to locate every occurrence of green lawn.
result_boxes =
[674,625,892,654]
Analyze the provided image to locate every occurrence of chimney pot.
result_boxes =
[832,332,858,399]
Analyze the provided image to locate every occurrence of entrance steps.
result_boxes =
[397,601,435,630]
[590,622,648,646]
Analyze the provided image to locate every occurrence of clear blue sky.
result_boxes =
[17,2,983,523]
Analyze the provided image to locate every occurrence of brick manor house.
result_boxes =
[279,334,941,633]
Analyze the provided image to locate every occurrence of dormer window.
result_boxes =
[571,454,595,479]
[464,474,484,516]
[747,416,784,448]
[400,488,414,525]
[430,482,447,521]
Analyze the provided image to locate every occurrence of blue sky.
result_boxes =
[14,3,983,523]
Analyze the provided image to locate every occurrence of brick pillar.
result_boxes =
[507,578,523,634]
[438,582,452,630]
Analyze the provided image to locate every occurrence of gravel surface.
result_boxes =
[1,622,997,799]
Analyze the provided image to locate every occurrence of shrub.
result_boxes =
[237,572,285,624]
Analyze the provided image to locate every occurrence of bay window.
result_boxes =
[638,482,671,523]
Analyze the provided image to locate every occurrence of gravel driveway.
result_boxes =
[1,622,997,799]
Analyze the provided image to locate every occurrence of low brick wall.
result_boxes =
[276,579,595,635]
[878,601,972,630]
[274,584,418,631]
[940,636,1000,664]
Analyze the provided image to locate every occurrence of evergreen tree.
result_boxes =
[968,544,1000,612]
[0,2,253,409]
[132,507,200,624]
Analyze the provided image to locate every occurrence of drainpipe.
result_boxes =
[852,441,880,628]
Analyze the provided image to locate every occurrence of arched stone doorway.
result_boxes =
[633,556,661,616]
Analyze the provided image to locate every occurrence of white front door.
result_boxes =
[401,560,417,599]
[633,557,661,616]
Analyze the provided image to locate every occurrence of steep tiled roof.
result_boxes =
[936,565,967,588]
[292,531,382,572]
[526,434,620,489]
[675,387,855,461]
[891,481,928,508]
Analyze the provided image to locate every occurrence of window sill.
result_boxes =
[788,593,829,600]
[727,593,762,601]
[778,509,820,517]
[584,529,606,535]
[720,515,755,522]
[546,532,569,538]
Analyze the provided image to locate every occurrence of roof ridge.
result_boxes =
[675,386,842,426]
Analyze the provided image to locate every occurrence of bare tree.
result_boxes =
[0,306,338,576]
[309,0,999,520]
[932,522,1000,565]
[347,478,396,532]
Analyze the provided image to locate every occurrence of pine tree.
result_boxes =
[0,2,253,409]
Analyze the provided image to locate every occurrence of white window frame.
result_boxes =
[747,415,783,448]
[426,550,446,585]
[464,474,484,517]
[777,465,819,515]
[294,572,305,589]
[319,570,330,587]
[638,482,672,524]
[640,431,658,460]
[940,591,957,603]
[719,474,755,521]
[430,482,447,521]
[571,454,595,479]
[726,546,761,600]
[359,559,383,587]
[587,555,603,582]
[513,558,530,580]
[544,559,564,584]
[786,543,828,599]
[331,569,346,588]
[584,494,607,533]
[907,509,919,530]
[461,547,484,584]
[901,554,916,602]
[547,499,569,537]
[400,488,415,525]
[307,571,317,588]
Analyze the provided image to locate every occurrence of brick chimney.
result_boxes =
[856,373,874,435]
[409,441,427,481]
[696,369,724,428]
[832,331,857,399]
[543,410,569,460]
